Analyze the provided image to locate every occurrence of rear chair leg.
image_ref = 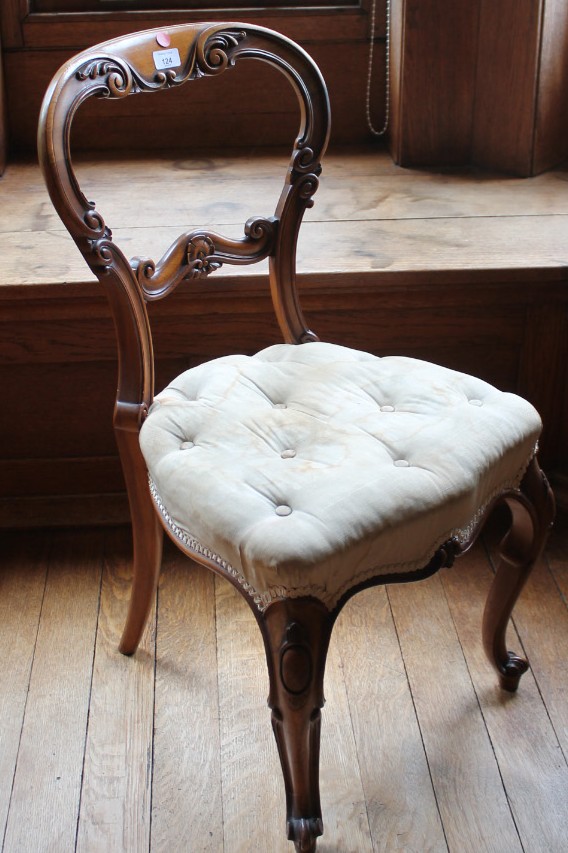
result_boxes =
[115,426,163,655]
[483,457,555,691]
[260,598,334,852]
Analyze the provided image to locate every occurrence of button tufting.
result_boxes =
[394,459,410,467]
[274,403,287,409]
[180,441,195,449]
[380,405,395,412]
[281,449,296,459]
[275,504,292,516]
[469,399,483,407]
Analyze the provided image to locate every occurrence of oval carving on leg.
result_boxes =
[280,623,313,695]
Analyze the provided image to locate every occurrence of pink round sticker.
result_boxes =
[156,32,171,48]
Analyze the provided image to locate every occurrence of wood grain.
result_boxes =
[4,1,568,171]
[483,520,568,763]
[518,303,568,471]
[391,0,568,175]
[473,0,541,176]
[214,576,287,852]
[0,492,131,528]
[76,527,155,853]
[2,529,102,853]
[3,154,568,284]
[1,523,567,849]
[0,531,48,839]
[151,549,223,851]
[314,633,374,852]
[4,212,568,289]
[390,0,480,166]
[547,516,568,601]
[4,27,380,152]
[441,544,568,852]
[6,156,568,236]
[534,0,568,173]
[388,572,523,853]
[0,0,25,49]
[21,7,372,50]
[333,587,447,851]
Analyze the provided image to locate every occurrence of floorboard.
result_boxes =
[0,533,49,843]
[441,547,568,853]
[2,530,102,853]
[215,577,285,852]
[76,528,154,853]
[151,551,222,853]
[0,523,566,852]
[388,570,523,853]
[334,587,447,852]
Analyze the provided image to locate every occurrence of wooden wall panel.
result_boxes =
[472,0,542,176]
[1,3,386,154]
[20,8,370,49]
[533,0,568,174]
[518,303,568,473]
[391,0,568,175]
[4,39,379,154]
[389,0,480,166]
[0,0,26,49]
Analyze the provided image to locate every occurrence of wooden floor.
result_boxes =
[1,516,567,852]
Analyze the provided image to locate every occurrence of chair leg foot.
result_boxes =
[482,457,555,691]
[289,818,320,852]
[260,597,333,852]
[495,652,529,693]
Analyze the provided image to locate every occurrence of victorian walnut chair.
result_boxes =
[39,23,554,853]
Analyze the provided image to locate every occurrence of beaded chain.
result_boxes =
[365,0,390,137]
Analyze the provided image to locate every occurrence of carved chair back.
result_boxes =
[39,23,330,433]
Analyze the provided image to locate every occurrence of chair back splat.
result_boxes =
[39,23,554,853]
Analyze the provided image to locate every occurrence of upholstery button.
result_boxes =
[469,399,483,407]
[180,441,194,449]
[281,449,296,459]
[394,459,410,467]
[380,405,395,412]
[275,505,292,516]
[274,403,287,409]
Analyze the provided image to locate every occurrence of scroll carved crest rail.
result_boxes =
[42,25,327,309]
[39,22,330,428]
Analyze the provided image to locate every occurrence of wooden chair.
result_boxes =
[38,23,555,852]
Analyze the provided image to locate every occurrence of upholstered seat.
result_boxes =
[39,21,555,853]
[141,342,541,610]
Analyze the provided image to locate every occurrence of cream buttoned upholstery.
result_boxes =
[140,341,541,610]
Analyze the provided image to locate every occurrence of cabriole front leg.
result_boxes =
[260,598,333,852]
[483,457,555,691]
